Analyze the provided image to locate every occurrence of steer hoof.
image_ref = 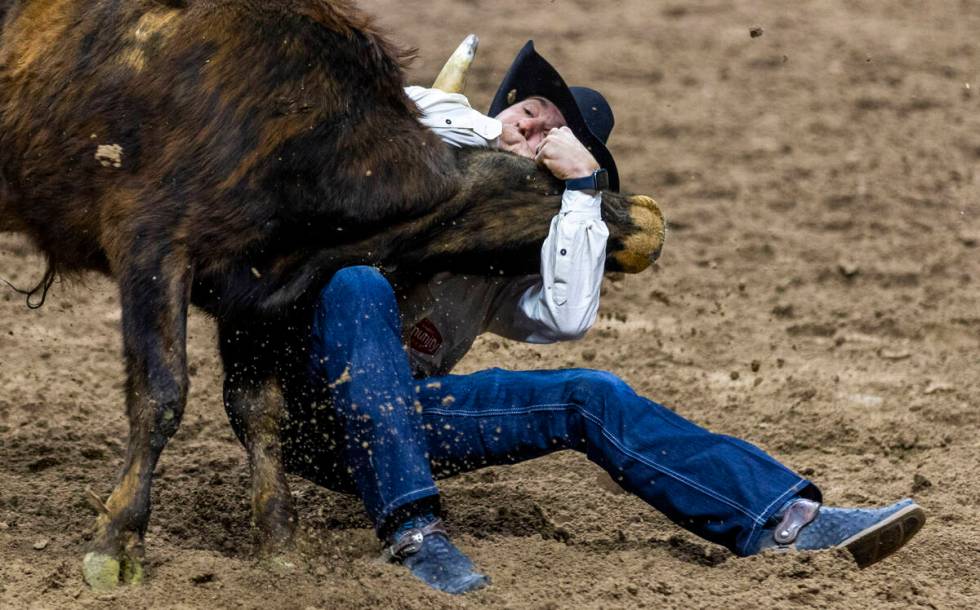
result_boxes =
[82,551,144,591]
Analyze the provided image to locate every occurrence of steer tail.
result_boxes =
[1,256,58,309]
[0,168,58,308]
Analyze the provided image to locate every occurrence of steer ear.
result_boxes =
[604,195,666,274]
[432,34,479,93]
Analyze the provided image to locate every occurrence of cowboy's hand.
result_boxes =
[499,124,535,158]
[534,127,600,181]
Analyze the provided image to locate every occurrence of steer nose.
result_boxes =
[612,195,666,273]
[648,242,664,263]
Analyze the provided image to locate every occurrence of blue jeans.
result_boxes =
[307,266,820,556]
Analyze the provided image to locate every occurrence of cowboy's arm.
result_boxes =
[405,86,502,147]
[487,126,608,342]
[485,189,607,342]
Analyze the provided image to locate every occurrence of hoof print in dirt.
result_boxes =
[258,553,303,575]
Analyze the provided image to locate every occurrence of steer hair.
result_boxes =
[1,0,457,298]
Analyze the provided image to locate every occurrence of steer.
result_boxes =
[0,0,665,588]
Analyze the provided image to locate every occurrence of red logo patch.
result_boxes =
[410,318,443,356]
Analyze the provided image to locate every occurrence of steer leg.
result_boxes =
[82,251,192,591]
[219,320,299,564]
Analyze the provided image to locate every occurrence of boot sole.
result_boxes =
[837,504,926,568]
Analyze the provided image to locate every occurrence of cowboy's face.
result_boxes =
[495,96,566,159]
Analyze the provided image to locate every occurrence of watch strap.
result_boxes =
[565,168,608,192]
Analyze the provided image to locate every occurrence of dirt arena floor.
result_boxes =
[2,0,979,608]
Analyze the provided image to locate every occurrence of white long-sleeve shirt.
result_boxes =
[399,87,609,377]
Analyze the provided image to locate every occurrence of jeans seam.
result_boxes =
[575,409,766,525]
[423,404,575,418]
[425,402,766,526]
[369,452,387,513]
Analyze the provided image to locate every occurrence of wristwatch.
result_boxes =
[565,168,609,193]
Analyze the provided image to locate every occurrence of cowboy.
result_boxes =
[272,42,924,595]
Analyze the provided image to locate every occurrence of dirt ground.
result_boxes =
[2,0,978,608]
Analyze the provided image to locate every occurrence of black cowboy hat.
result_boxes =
[489,40,619,192]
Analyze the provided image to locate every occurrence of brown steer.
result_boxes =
[0,0,665,588]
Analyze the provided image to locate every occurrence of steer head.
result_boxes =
[399,147,666,277]
[254,148,665,313]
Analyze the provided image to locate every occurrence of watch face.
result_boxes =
[595,169,610,191]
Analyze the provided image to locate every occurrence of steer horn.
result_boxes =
[432,34,479,93]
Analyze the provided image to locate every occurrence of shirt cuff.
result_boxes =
[560,190,603,218]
